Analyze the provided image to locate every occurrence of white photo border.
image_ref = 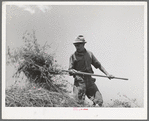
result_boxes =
[2,1,147,119]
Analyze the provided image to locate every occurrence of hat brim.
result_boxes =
[73,41,87,44]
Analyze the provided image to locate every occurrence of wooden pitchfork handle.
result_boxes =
[62,70,128,80]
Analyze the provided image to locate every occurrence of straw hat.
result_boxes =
[73,35,87,44]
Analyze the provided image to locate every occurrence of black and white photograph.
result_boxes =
[2,1,147,119]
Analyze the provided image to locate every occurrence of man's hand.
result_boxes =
[98,66,115,80]
[69,69,78,75]
[107,74,115,80]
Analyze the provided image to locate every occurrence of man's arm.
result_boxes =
[98,65,109,75]
[91,52,114,79]
[98,65,114,79]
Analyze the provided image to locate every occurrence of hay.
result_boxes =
[5,83,81,107]
[6,30,83,107]
[9,30,68,93]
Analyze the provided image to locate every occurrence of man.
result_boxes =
[69,35,114,107]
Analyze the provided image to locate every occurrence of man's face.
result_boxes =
[74,43,85,52]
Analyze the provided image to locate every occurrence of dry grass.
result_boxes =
[8,30,68,93]
[6,30,83,107]
[5,83,81,107]
[104,93,140,108]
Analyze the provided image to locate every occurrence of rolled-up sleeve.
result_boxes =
[69,55,74,70]
[91,52,101,69]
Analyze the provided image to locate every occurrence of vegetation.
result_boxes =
[6,83,80,107]
[6,30,83,107]
[104,93,140,108]
[7,30,68,92]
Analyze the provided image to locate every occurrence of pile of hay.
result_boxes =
[5,83,81,107]
[10,30,68,93]
[6,30,82,107]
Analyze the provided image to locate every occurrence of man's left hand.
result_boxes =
[107,74,115,80]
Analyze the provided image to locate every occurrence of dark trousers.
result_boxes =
[73,75,103,106]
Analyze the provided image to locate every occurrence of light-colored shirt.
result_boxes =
[69,49,101,73]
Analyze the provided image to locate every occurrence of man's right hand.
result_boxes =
[69,69,77,75]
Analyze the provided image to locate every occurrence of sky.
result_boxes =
[5,3,146,107]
